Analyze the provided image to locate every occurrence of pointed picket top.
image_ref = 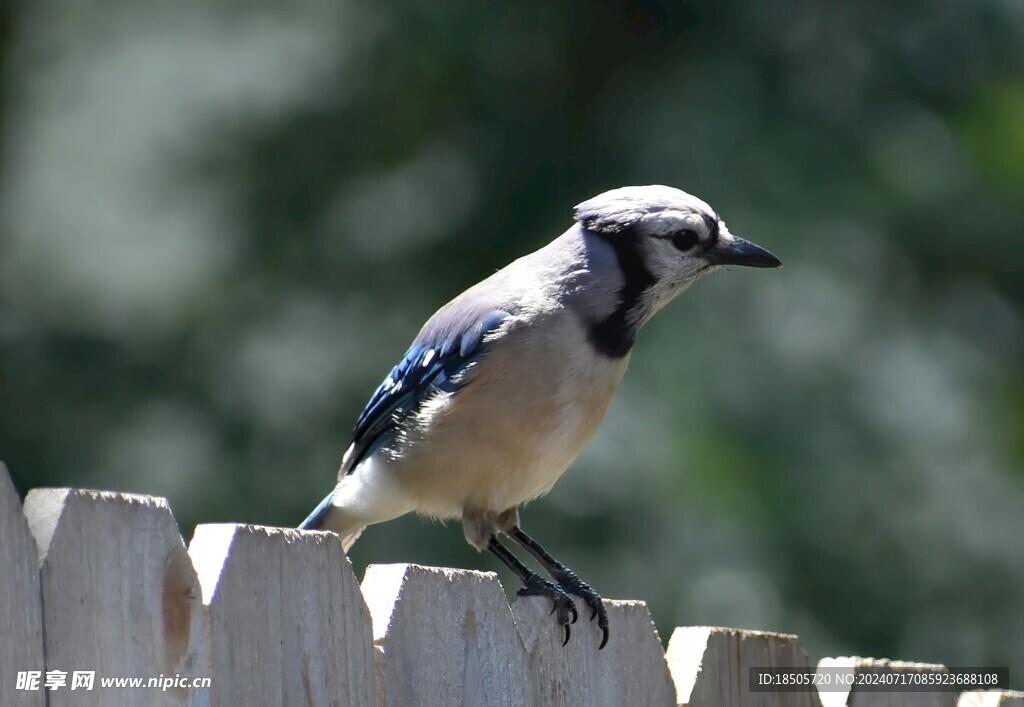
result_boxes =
[512,595,675,706]
[362,563,532,707]
[188,524,376,707]
[0,463,45,707]
[817,657,956,707]
[23,487,209,707]
[959,691,1024,707]
[666,626,822,707]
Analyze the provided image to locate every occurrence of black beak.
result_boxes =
[706,235,782,268]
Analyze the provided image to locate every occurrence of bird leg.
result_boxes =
[486,536,578,645]
[507,526,610,649]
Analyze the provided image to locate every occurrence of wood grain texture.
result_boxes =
[23,488,209,707]
[817,657,956,707]
[0,463,45,706]
[666,626,823,707]
[188,524,375,707]
[512,595,675,707]
[362,563,531,707]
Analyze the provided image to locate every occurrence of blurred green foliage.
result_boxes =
[1,0,1022,674]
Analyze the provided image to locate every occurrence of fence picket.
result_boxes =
[0,463,46,706]
[665,626,823,707]
[817,657,957,707]
[188,524,376,707]
[512,596,675,707]
[362,563,532,707]
[23,488,209,707]
[958,691,1024,707]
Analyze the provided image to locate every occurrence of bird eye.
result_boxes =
[671,229,699,252]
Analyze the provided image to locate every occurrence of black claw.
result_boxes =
[550,568,610,649]
[505,527,612,648]
[517,575,577,644]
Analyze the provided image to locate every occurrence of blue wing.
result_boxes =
[344,308,511,473]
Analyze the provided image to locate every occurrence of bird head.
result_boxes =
[576,184,781,279]
[574,185,782,354]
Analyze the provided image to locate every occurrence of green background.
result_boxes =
[1,0,1022,674]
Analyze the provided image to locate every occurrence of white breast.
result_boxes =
[390,314,631,518]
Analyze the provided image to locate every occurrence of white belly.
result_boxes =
[392,332,631,517]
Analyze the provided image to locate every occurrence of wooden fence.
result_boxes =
[1,462,1020,707]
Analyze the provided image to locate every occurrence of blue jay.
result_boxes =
[301,185,781,648]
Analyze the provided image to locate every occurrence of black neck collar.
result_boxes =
[587,228,655,358]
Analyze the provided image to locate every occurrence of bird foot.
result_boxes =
[550,568,609,649]
[517,575,578,645]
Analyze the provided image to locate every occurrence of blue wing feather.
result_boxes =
[345,309,511,472]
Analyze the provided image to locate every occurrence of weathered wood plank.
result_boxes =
[817,657,956,707]
[666,626,823,707]
[512,595,675,706]
[0,463,46,706]
[959,691,1024,707]
[362,563,531,707]
[188,524,375,707]
[23,488,209,707]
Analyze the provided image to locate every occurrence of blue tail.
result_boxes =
[299,491,334,530]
